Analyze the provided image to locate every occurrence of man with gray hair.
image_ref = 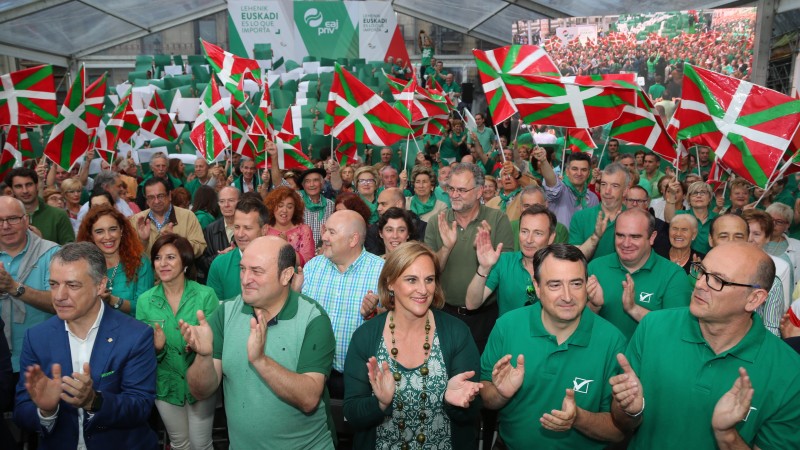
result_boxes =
[231,157,260,194]
[135,152,181,210]
[378,165,399,190]
[76,170,133,223]
[14,242,157,448]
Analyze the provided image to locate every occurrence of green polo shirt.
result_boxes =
[588,250,692,340]
[207,249,241,301]
[568,205,621,261]
[627,308,800,450]
[675,209,718,255]
[30,197,74,245]
[638,169,665,198]
[467,126,496,155]
[485,252,536,316]
[209,292,336,449]
[481,303,626,449]
[424,205,514,307]
[510,219,568,251]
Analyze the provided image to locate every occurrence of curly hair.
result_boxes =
[264,186,305,226]
[76,205,144,282]
[335,192,372,224]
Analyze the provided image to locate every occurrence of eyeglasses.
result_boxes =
[773,219,789,226]
[446,186,477,196]
[358,179,376,185]
[64,190,81,195]
[145,194,168,202]
[0,216,25,226]
[689,191,710,197]
[625,198,648,205]
[689,263,761,292]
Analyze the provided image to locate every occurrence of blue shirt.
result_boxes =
[302,249,384,372]
[1,238,60,372]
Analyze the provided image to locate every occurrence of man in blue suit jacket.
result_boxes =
[13,242,157,449]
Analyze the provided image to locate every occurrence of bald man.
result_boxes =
[365,188,427,255]
[610,243,800,449]
[300,210,385,398]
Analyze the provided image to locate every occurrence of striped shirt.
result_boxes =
[302,249,385,372]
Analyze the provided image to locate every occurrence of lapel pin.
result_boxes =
[107,338,113,343]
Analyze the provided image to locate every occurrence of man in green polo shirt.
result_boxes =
[588,208,692,339]
[466,204,556,316]
[638,153,665,199]
[610,242,800,449]
[207,196,268,301]
[481,244,627,449]
[510,186,569,250]
[183,236,336,449]
[569,163,629,261]
[6,167,74,245]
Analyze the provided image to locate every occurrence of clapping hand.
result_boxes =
[444,371,483,408]
[366,357,396,411]
[179,310,214,357]
[540,389,577,432]
[475,228,502,275]
[437,212,458,250]
[712,367,754,433]
[491,354,524,400]
[609,354,644,416]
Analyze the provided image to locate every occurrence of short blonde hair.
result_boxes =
[354,166,379,183]
[60,177,82,192]
[687,181,713,197]
[378,242,445,310]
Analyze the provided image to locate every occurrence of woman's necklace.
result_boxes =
[389,312,431,450]
[107,263,120,293]
[669,248,690,265]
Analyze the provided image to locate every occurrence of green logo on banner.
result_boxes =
[295,2,358,59]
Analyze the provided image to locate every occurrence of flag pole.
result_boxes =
[493,124,506,162]
[694,146,701,176]
[404,134,411,172]
[596,134,611,169]
[560,129,569,175]
[754,153,796,208]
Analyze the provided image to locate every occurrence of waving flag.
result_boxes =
[324,64,412,146]
[394,79,451,134]
[611,90,678,164]
[0,146,16,180]
[335,141,357,167]
[0,64,57,126]
[473,45,559,124]
[3,125,35,161]
[382,69,407,98]
[99,88,139,151]
[201,39,262,93]
[250,89,274,138]
[84,72,107,130]
[44,66,89,170]
[502,73,637,129]
[190,78,230,163]
[706,158,731,192]
[276,106,314,170]
[566,129,597,155]
[141,91,178,141]
[230,108,256,160]
[673,64,800,188]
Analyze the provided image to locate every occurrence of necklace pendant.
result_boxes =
[401,443,409,450]
[416,433,426,444]
[393,372,402,382]
[420,366,429,376]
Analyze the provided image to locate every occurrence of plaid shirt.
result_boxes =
[303,198,335,245]
[302,249,384,372]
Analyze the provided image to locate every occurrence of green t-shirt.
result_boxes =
[207,249,241,301]
[587,250,693,340]
[481,303,626,449]
[421,47,433,66]
[627,308,800,450]
[568,205,621,261]
[639,170,665,198]
[648,83,665,100]
[485,252,536,316]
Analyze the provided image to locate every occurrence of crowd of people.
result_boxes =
[1,96,800,449]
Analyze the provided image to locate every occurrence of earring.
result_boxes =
[388,290,395,298]
[183,267,188,273]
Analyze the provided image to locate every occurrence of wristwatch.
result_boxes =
[88,391,104,412]
[12,283,25,298]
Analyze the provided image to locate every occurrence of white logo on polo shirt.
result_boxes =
[572,377,594,394]
[744,406,757,422]
[639,292,653,304]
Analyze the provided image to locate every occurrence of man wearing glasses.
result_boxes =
[588,208,692,340]
[624,186,671,259]
[130,177,206,257]
[610,242,800,449]
[0,196,60,375]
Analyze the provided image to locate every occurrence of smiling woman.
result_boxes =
[77,205,154,316]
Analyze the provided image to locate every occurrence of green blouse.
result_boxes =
[108,255,154,316]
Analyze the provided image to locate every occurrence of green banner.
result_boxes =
[294,2,358,60]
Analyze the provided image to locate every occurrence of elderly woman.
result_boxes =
[665,180,717,255]
[136,234,219,450]
[665,214,703,274]
[61,177,84,233]
[376,207,417,256]
[43,188,65,209]
[765,202,800,283]
[482,176,497,204]
[354,166,380,224]
[77,205,154,315]
[339,165,356,193]
[344,242,483,449]
[264,187,315,266]
[405,166,447,223]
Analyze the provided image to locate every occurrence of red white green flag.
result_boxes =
[230,108,256,160]
[141,91,178,141]
[254,139,267,170]
[706,158,731,192]
[0,64,57,126]
[84,72,107,130]
[100,88,140,151]
[473,45,560,124]
[95,147,115,165]
[250,89,274,138]
[201,39,262,94]
[566,129,596,155]
[502,73,637,129]
[382,69,408,98]
[44,66,89,171]
[190,78,230,164]
[611,89,678,165]
[0,146,17,181]
[3,125,34,161]
[325,64,412,146]
[672,64,800,188]
[228,72,249,109]
[335,141,357,167]
[276,106,313,170]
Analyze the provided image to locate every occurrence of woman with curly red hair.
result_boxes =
[77,205,154,315]
[263,187,315,266]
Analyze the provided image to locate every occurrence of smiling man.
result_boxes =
[587,208,692,340]
[6,167,74,245]
[535,150,599,228]
[480,244,627,448]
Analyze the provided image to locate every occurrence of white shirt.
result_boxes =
[39,302,106,450]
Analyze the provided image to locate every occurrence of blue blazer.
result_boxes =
[13,307,158,450]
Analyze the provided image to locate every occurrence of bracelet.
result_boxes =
[476,269,487,278]
[624,397,645,417]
